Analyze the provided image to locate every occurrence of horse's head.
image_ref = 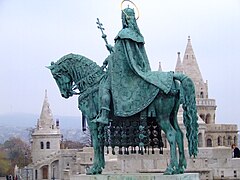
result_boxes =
[48,53,105,99]
[47,61,74,99]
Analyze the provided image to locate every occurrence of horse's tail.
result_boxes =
[174,72,198,157]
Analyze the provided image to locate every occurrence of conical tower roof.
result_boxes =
[158,62,162,71]
[31,90,62,164]
[175,52,184,73]
[182,36,204,84]
[38,90,54,130]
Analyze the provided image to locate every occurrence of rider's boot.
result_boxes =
[91,79,111,124]
[92,107,110,124]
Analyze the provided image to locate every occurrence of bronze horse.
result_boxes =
[48,53,198,175]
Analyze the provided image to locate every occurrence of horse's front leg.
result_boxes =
[158,119,178,175]
[86,121,104,175]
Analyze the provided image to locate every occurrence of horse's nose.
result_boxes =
[61,93,68,98]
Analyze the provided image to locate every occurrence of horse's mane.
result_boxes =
[54,53,103,87]
[56,53,94,66]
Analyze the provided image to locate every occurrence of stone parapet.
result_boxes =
[70,173,200,180]
[196,98,216,107]
[206,124,238,132]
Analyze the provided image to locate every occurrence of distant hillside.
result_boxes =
[0,113,82,129]
[0,113,85,144]
[0,125,87,144]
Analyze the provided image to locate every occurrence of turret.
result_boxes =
[176,36,216,124]
[175,52,184,73]
[158,62,162,71]
[31,90,62,163]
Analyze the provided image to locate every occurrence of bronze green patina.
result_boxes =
[48,7,198,175]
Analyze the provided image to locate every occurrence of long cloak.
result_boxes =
[108,28,173,117]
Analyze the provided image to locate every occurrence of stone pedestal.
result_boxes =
[70,173,200,180]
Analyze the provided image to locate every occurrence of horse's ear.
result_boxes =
[46,62,55,70]
[46,66,51,69]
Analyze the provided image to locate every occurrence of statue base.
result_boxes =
[70,173,200,180]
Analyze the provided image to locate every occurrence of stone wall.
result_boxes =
[101,147,240,180]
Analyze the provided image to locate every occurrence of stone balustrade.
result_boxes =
[196,98,216,106]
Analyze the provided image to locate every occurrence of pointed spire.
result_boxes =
[38,90,54,129]
[182,36,204,84]
[158,61,162,71]
[175,52,183,73]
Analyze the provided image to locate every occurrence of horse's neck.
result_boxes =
[66,56,101,91]
[65,57,87,83]
[69,61,83,84]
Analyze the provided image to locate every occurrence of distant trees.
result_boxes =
[61,126,92,149]
[0,149,11,176]
[61,124,92,149]
[0,137,31,176]
[62,140,85,149]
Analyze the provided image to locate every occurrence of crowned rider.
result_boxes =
[93,5,173,124]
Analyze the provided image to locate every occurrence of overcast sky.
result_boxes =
[0,0,239,128]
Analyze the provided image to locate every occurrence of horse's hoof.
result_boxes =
[176,159,186,174]
[163,171,172,175]
[176,167,184,174]
[86,170,94,175]
[163,167,175,175]
[86,166,102,175]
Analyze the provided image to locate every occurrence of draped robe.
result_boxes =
[108,28,173,117]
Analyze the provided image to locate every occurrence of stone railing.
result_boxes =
[196,98,216,106]
[206,124,238,132]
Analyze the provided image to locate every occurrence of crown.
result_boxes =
[122,7,135,17]
[121,0,139,20]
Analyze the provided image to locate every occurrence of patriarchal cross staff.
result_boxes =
[96,18,114,56]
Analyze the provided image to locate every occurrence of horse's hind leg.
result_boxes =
[172,114,186,173]
[157,116,178,175]
[170,89,186,173]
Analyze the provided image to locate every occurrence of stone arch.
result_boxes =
[234,136,237,144]
[217,136,222,146]
[198,133,203,147]
[35,169,38,180]
[51,160,59,179]
[206,137,212,147]
[40,165,49,179]
[199,114,205,121]
[227,136,232,146]
[46,141,50,149]
[164,138,167,148]
[40,141,44,149]
[206,114,211,124]
[223,136,226,146]
[162,134,167,148]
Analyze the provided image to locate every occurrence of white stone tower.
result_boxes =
[31,90,62,163]
[175,36,217,125]
[158,62,162,71]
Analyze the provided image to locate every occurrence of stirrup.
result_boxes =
[96,117,109,125]
[91,113,100,123]
[101,107,110,111]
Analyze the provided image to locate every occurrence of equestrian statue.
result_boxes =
[48,1,198,175]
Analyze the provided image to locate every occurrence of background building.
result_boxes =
[26,37,239,180]
[174,36,238,148]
